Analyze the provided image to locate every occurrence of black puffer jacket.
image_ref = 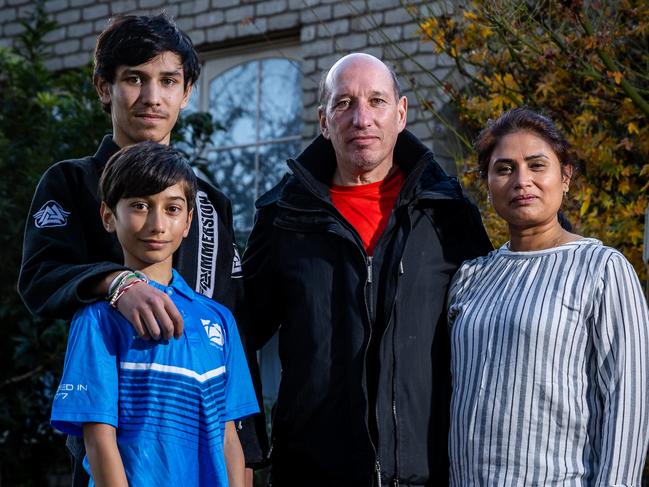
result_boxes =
[242,131,491,486]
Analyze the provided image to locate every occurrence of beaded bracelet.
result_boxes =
[107,270,131,298]
[109,278,147,308]
[107,270,149,309]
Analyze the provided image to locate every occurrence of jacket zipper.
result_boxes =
[392,263,402,486]
[392,400,399,487]
[376,458,382,486]
[389,222,409,487]
[379,212,409,487]
[320,225,381,478]
[366,254,384,487]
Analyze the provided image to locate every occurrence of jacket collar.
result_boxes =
[92,135,121,170]
[276,129,461,208]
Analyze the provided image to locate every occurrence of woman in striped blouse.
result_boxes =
[448,107,649,486]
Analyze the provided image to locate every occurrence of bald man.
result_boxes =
[241,53,491,486]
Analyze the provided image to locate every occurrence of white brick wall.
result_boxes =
[0,0,458,171]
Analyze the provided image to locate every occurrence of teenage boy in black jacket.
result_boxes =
[242,53,492,486]
[19,14,265,487]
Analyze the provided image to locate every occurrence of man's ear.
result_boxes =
[183,209,193,238]
[94,75,112,107]
[318,106,329,139]
[180,83,193,110]
[100,201,116,233]
[397,95,408,133]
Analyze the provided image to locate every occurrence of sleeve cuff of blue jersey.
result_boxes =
[51,412,118,436]
[223,401,260,422]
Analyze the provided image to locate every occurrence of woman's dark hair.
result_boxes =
[100,141,197,212]
[93,13,200,112]
[474,107,574,178]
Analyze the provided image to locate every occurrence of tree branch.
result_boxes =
[578,9,649,118]
[0,365,44,390]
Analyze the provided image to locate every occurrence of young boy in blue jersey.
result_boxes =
[51,141,258,486]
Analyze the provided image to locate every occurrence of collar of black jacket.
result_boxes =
[257,129,463,209]
[93,134,121,170]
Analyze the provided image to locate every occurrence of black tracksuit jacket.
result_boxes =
[18,135,267,464]
[241,130,492,486]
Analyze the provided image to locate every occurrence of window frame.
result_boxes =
[191,43,303,235]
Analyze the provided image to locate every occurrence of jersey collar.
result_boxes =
[148,269,195,301]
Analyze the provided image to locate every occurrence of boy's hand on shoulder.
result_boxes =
[116,283,184,340]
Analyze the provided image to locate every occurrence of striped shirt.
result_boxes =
[447,238,649,486]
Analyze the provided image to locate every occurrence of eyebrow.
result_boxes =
[493,153,550,164]
[126,194,187,203]
[524,153,549,161]
[120,68,183,78]
[166,195,187,202]
[159,70,183,78]
[332,89,390,99]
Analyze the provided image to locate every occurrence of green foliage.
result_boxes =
[0,3,111,484]
[413,0,648,280]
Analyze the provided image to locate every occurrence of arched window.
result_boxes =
[186,51,303,238]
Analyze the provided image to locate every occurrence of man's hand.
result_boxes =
[92,271,183,339]
[116,281,183,340]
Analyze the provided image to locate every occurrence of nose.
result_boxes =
[513,165,532,188]
[352,101,372,128]
[140,80,161,107]
[147,209,165,234]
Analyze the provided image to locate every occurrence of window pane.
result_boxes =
[258,140,298,194]
[203,57,303,237]
[186,83,200,113]
[209,62,259,147]
[208,140,298,234]
[259,59,303,141]
[173,85,200,156]
[208,147,257,231]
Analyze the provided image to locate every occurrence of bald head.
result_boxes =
[316,52,408,185]
[318,53,402,109]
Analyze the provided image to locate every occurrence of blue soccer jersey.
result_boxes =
[51,270,259,486]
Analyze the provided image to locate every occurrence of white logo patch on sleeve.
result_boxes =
[201,318,224,347]
[33,200,71,228]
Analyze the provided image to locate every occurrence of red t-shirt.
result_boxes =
[330,168,404,255]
